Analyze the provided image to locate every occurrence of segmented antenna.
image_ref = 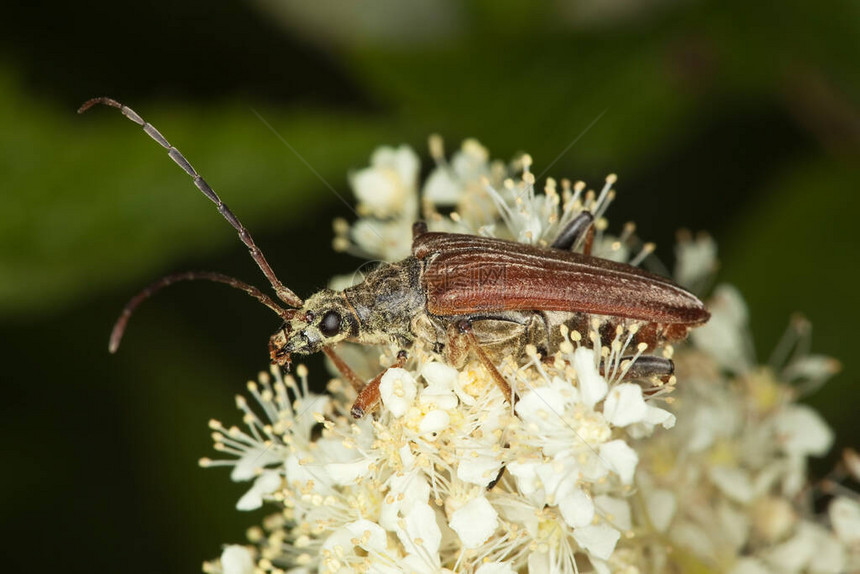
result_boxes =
[78,97,303,309]
[109,271,296,353]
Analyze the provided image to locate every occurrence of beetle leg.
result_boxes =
[581,222,595,256]
[454,320,516,404]
[600,354,675,382]
[542,350,675,383]
[349,350,408,419]
[487,465,506,490]
[412,221,428,239]
[322,346,365,393]
[551,211,595,254]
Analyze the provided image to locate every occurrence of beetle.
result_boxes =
[81,97,710,418]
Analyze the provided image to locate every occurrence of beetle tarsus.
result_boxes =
[551,211,595,253]
[349,351,408,419]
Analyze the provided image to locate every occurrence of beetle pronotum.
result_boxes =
[81,97,710,418]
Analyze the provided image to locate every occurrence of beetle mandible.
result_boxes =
[81,98,710,418]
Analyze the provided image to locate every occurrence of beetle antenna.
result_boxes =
[109,271,296,353]
[78,97,304,309]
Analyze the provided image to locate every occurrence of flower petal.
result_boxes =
[644,404,676,429]
[419,409,450,435]
[599,440,638,485]
[773,404,833,457]
[345,519,388,553]
[594,495,631,532]
[573,523,620,561]
[645,489,676,532]
[573,348,607,408]
[326,458,373,485]
[236,470,281,511]
[457,453,503,487]
[603,383,648,427]
[402,502,442,557]
[450,495,498,549]
[423,168,460,205]
[558,483,595,528]
[475,562,516,574]
[709,466,754,505]
[230,446,283,482]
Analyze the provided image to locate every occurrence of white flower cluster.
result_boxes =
[201,140,859,573]
[201,340,677,574]
[632,281,860,574]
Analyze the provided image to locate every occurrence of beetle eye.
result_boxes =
[319,311,341,337]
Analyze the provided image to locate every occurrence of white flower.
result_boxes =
[350,145,419,218]
[423,138,492,206]
[349,218,416,261]
[635,282,855,572]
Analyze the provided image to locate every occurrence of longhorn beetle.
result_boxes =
[80,97,710,418]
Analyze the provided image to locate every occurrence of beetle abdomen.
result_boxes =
[415,232,709,326]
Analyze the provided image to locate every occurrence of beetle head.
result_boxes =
[269,289,357,365]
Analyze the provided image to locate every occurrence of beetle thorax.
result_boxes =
[342,257,425,348]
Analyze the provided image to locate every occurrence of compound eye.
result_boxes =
[319,311,341,337]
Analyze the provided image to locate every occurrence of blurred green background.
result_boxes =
[2,0,858,572]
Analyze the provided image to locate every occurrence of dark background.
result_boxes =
[2,1,858,572]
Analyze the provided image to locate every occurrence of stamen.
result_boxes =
[629,242,655,267]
